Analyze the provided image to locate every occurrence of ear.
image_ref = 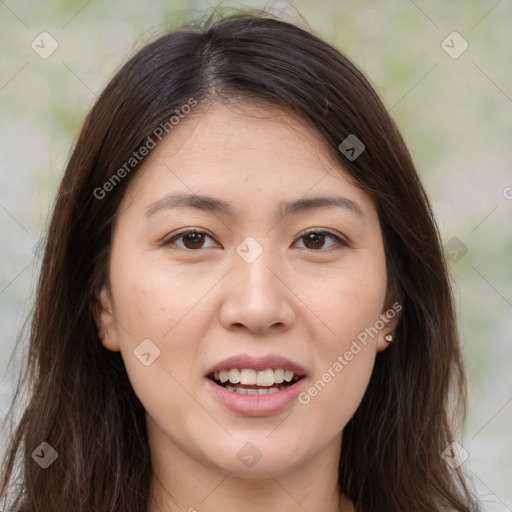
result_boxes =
[91,284,121,352]
[376,282,403,353]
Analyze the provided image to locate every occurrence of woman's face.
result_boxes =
[96,100,397,479]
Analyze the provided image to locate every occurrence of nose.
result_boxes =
[219,244,296,334]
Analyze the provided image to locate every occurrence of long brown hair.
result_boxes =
[1,8,480,512]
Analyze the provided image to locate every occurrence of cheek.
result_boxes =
[108,250,201,401]
[110,242,209,340]
[296,293,381,447]
[111,272,206,378]
[294,251,386,432]
[298,248,387,351]
[297,348,375,453]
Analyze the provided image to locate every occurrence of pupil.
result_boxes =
[186,232,203,248]
[306,233,323,249]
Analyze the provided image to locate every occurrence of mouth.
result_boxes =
[208,368,305,395]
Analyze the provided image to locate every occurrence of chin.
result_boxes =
[204,437,308,479]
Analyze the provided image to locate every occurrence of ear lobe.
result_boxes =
[376,276,403,353]
[376,299,402,352]
[91,285,120,352]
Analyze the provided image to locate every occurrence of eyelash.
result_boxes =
[162,228,348,253]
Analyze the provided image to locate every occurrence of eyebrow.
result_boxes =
[144,192,364,219]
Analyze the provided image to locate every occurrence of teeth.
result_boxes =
[256,369,274,386]
[228,368,240,384]
[240,369,257,385]
[273,368,284,383]
[283,370,294,382]
[212,368,302,386]
[223,385,284,395]
[260,387,280,395]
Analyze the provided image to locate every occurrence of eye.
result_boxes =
[162,228,348,252]
[294,229,347,252]
[163,229,219,250]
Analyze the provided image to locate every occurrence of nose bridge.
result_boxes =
[219,235,294,332]
[234,235,280,300]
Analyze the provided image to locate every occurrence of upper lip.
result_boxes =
[206,354,308,377]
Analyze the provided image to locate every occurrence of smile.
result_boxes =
[209,368,303,395]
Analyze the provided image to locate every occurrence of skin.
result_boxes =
[94,99,398,512]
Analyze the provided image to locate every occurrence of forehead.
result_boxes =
[119,99,369,214]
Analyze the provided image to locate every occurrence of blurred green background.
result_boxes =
[1,1,511,509]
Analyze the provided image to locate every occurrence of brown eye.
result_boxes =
[164,230,218,250]
[163,229,346,252]
[296,230,346,251]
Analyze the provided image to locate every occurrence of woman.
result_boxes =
[0,9,480,512]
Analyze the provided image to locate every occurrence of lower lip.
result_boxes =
[205,377,307,417]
